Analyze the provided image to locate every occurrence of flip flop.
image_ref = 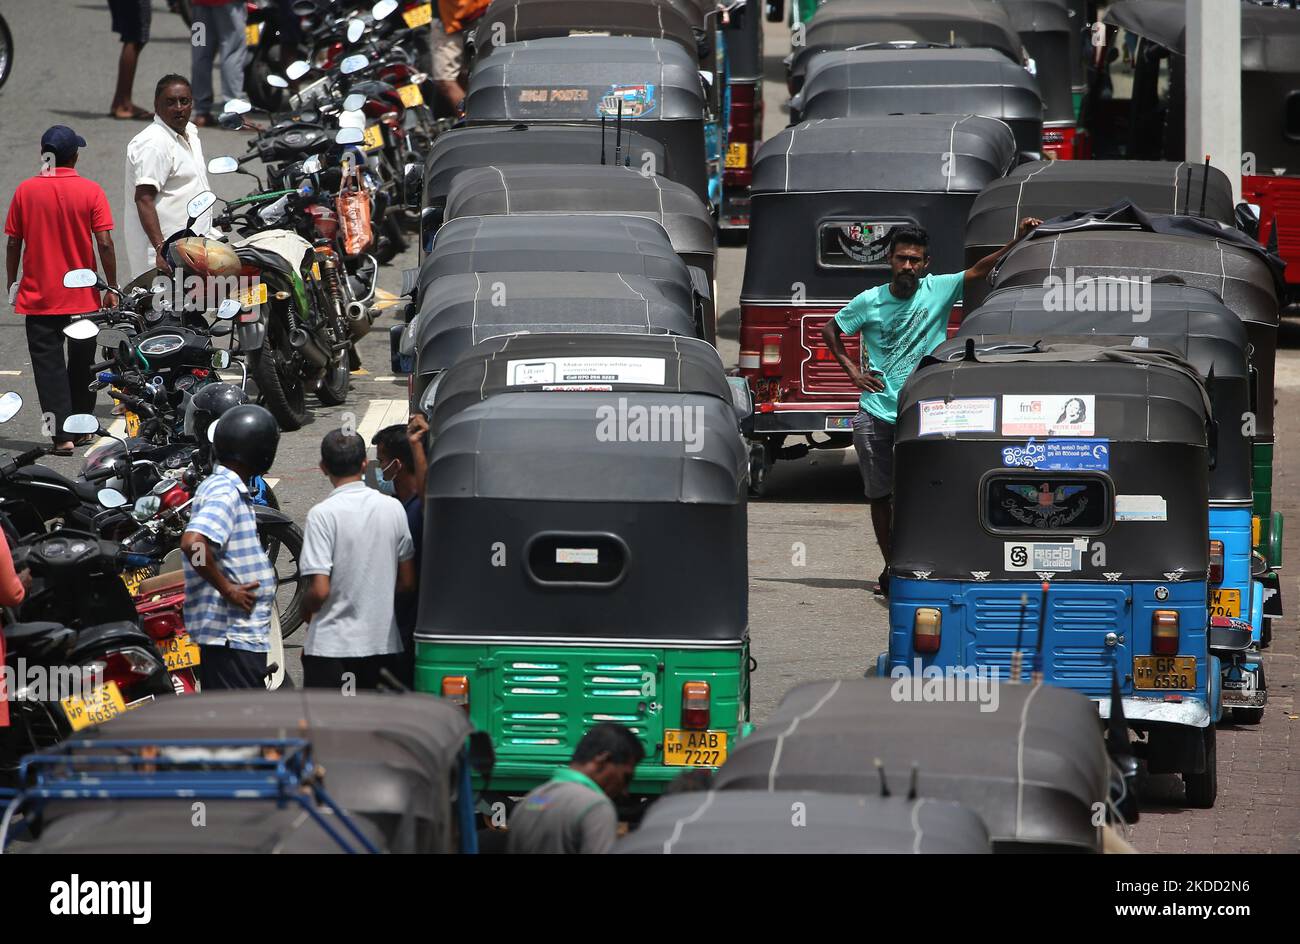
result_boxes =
[109,106,153,121]
[72,434,97,447]
[50,443,75,457]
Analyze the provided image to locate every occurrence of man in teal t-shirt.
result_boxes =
[821,218,1041,596]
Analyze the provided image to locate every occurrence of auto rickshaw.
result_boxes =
[413,333,751,802]
[785,0,1025,94]
[464,35,722,211]
[2,692,491,854]
[417,124,668,254]
[1000,0,1087,157]
[441,162,719,341]
[711,678,1122,851]
[720,0,764,230]
[964,159,1236,308]
[957,282,1267,723]
[1096,0,1300,304]
[988,204,1286,639]
[790,46,1045,160]
[618,792,993,853]
[879,340,1221,807]
[738,113,1018,492]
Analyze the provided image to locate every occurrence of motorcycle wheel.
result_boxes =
[316,357,351,406]
[260,520,305,639]
[252,339,309,431]
[0,14,13,91]
[373,214,407,265]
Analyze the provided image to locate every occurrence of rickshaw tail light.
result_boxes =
[1208,541,1224,583]
[1152,611,1179,656]
[913,608,941,654]
[682,681,710,730]
[442,675,469,710]
[760,334,782,374]
[1252,516,1261,547]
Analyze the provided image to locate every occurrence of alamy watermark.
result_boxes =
[2,659,105,703]
[595,398,705,453]
[889,659,1000,713]
[1042,269,1152,321]
[147,266,263,314]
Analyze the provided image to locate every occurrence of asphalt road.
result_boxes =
[0,2,1296,851]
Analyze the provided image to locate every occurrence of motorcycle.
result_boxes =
[0,10,13,91]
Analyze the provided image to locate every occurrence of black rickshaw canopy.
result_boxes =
[616,792,993,854]
[999,0,1082,103]
[1105,0,1300,73]
[791,47,1045,157]
[469,0,705,57]
[710,678,1110,851]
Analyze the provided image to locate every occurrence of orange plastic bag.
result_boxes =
[336,162,373,256]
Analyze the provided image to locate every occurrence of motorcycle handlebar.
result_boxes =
[91,359,115,373]
[84,463,120,483]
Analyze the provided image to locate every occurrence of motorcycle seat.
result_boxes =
[137,570,186,598]
[2,620,68,644]
[73,479,102,503]
[235,245,299,277]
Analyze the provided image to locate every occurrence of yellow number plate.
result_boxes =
[725,142,748,169]
[403,3,433,28]
[125,410,141,438]
[158,632,202,672]
[1210,589,1241,618]
[1133,656,1197,691]
[120,566,156,596]
[362,124,385,151]
[61,680,127,732]
[238,282,269,307]
[246,22,262,46]
[663,729,728,767]
[398,83,424,107]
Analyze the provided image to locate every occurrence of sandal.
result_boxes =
[72,434,97,447]
[50,442,75,457]
[110,105,153,121]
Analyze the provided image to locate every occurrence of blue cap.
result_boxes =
[40,125,87,163]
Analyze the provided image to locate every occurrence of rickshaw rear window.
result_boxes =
[526,534,627,586]
[817,220,900,269]
[1286,91,1300,143]
[983,475,1111,533]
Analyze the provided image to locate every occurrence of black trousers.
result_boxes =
[198,644,269,690]
[302,654,398,692]
[24,315,97,443]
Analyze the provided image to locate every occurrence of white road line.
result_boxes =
[0,370,21,376]
[263,477,279,488]
[371,376,398,382]
[355,399,407,453]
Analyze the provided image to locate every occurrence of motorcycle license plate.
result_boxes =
[125,409,141,438]
[403,3,433,28]
[1133,656,1197,691]
[61,680,127,732]
[725,142,748,169]
[362,124,385,151]
[158,632,202,672]
[238,282,269,307]
[120,565,156,596]
[663,729,727,767]
[246,22,262,46]
[1210,589,1241,618]
[398,83,424,107]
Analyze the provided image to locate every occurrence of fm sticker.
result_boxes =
[1001,438,1110,471]
[1001,394,1095,437]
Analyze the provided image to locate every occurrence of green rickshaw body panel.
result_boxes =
[1252,441,1281,567]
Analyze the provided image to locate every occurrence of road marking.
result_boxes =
[371,376,398,382]
[264,477,279,488]
[356,398,408,450]
[83,417,128,457]
[0,370,21,376]
[373,289,402,311]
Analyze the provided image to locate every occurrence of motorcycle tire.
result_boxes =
[0,14,12,91]
[316,357,350,406]
[260,520,305,639]
[252,339,309,431]
[373,214,407,265]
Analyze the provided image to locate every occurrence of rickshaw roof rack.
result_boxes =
[426,391,749,504]
[711,678,1111,851]
[753,115,1018,194]
[470,0,703,57]
[616,791,994,854]
[1105,0,1300,72]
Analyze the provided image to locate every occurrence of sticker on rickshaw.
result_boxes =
[918,397,996,436]
[518,87,591,104]
[597,85,656,118]
[1001,438,1110,471]
[1001,395,1095,437]
[1115,494,1167,522]
[507,356,665,386]
[1004,541,1082,572]
[817,221,891,267]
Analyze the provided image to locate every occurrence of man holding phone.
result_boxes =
[822,218,1040,596]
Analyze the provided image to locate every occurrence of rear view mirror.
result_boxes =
[343,92,366,112]
[372,0,398,20]
[0,391,21,423]
[63,268,101,290]
[187,191,218,220]
[347,18,366,43]
[216,298,240,320]
[404,162,422,208]
[208,155,240,175]
[218,112,245,130]
[63,319,100,341]
[223,99,252,116]
[340,54,369,75]
[98,488,128,509]
[63,414,101,436]
[335,127,366,145]
[266,74,289,89]
[286,60,312,81]
[132,495,162,520]
[211,350,232,369]
[301,154,323,174]
[1235,201,1262,238]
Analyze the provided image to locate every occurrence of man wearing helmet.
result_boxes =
[179,403,279,689]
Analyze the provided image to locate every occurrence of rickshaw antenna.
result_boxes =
[615,99,624,168]
[906,763,919,800]
[1032,581,1049,683]
[1011,592,1029,684]
[601,114,607,165]
[1182,163,1192,215]
[873,757,890,797]
[1200,155,1211,216]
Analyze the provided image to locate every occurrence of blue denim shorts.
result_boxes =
[851,410,895,500]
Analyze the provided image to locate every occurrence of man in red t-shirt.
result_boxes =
[5,126,119,454]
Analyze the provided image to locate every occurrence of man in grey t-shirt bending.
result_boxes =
[507,724,645,854]
[300,430,416,691]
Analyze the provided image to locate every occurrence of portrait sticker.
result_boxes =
[1001,394,1095,437]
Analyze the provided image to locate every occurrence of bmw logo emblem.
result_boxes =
[1154,586,1169,601]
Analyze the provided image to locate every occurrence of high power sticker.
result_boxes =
[506,356,666,386]
[1001,395,1095,437]
[918,398,997,436]
[1001,438,1110,470]
[1004,541,1083,572]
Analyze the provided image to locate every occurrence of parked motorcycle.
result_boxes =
[0,11,13,91]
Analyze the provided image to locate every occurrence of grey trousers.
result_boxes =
[191,2,247,115]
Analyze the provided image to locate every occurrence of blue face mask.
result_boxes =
[374,458,398,496]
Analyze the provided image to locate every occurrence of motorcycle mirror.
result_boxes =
[340,54,370,75]
[224,99,253,115]
[403,162,422,208]
[63,413,101,436]
[342,92,366,112]
[286,59,312,81]
[335,127,366,145]
[62,318,101,341]
[0,391,22,424]
[132,494,162,520]
[161,547,186,572]
[216,298,241,320]
[210,321,233,337]
[300,108,320,122]
[98,488,129,509]
[208,155,240,175]
[347,18,366,42]
[186,191,218,221]
[211,350,232,369]
[372,0,398,20]
[218,112,245,130]
[301,154,324,174]
[266,73,290,89]
[63,268,102,290]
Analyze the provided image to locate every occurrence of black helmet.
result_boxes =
[212,404,279,476]
[184,382,248,442]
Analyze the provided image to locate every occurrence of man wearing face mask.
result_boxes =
[822,218,1041,597]
[371,422,427,685]
[299,429,415,691]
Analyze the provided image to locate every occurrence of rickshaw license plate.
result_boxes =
[362,124,385,151]
[663,729,727,767]
[825,415,853,431]
[120,566,156,596]
[238,282,269,307]
[403,3,433,28]
[158,632,201,672]
[1133,656,1197,691]
[1210,589,1241,618]
[246,23,261,46]
[398,83,424,107]
[725,142,748,169]
[125,409,141,437]
[61,681,127,732]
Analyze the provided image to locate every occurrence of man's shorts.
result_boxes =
[851,410,895,500]
[431,22,467,81]
[108,0,152,45]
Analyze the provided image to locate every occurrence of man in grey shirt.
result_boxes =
[300,430,416,691]
[506,723,644,854]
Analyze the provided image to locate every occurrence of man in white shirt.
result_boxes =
[123,74,214,280]
[300,429,417,692]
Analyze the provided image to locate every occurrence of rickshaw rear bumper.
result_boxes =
[1094,696,1212,729]
[752,402,860,435]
